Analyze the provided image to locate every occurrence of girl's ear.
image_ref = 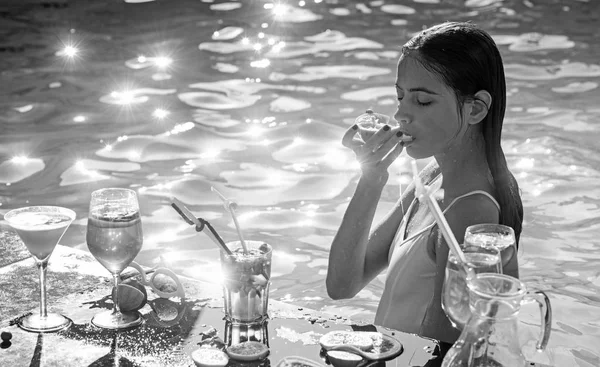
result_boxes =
[467,90,492,125]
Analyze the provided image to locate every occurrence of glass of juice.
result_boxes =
[86,188,144,329]
[4,206,75,332]
[220,240,272,323]
[441,245,502,330]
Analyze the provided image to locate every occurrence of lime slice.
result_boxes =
[191,347,229,367]
[326,350,363,367]
[226,341,270,361]
[275,356,325,367]
[319,331,373,351]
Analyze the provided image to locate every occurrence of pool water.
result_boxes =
[1,0,599,365]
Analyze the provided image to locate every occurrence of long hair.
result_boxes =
[403,22,523,245]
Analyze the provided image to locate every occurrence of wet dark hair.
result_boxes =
[402,21,523,245]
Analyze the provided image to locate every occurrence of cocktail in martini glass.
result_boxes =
[4,206,76,332]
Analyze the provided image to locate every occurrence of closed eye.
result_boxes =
[397,96,432,107]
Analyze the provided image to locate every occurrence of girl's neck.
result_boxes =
[433,133,490,195]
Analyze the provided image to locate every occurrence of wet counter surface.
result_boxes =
[0,230,443,367]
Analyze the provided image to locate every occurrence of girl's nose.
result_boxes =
[394,107,411,125]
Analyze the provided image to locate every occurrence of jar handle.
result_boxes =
[526,290,552,351]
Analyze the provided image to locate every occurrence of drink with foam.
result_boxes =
[5,207,75,261]
[4,206,75,332]
[220,241,272,323]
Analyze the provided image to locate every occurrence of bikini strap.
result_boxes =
[399,190,500,244]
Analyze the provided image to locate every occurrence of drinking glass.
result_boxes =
[464,223,516,266]
[4,206,75,332]
[86,188,144,329]
[220,240,272,323]
[441,245,502,330]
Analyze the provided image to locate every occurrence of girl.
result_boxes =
[326,21,523,345]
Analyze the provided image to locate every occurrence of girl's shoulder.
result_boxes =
[446,191,500,220]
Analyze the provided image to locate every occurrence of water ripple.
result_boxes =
[505,62,600,80]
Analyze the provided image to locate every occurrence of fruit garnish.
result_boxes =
[226,340,270,361]
[320,331,403,362]
[276,356,325,367]
[112,278,147,312]
[326,350,363,367]
[191,347,229,367]
[319,331,373,351]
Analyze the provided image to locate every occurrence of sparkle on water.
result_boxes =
[1,0,599,366]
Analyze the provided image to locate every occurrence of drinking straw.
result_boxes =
[410,160,468,265]
[210,187,248,254]
[170,197,232,255]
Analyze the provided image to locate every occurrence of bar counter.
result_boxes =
[0,230,444,367]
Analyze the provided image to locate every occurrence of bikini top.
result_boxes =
[375,185,500,342]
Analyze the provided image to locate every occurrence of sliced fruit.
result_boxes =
[112,278,147,312]
[226,340,270,361]
[275,356,325,367]
[320,331,403,362]
[326,350,363,367]
[362,332,403,359]
[191,347,229,367]
[319,331,373,351]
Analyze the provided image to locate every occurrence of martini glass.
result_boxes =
[4,206,76,332]
[86,188,143,329]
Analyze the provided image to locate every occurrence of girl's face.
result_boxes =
[393,54,468,159]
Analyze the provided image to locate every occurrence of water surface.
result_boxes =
[1,0,599,365]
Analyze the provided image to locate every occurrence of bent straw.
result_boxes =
[410,160,468,265]
[170,197,232,255]
[211,186,248,254]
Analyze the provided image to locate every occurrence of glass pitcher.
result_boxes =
[442,273,552,367]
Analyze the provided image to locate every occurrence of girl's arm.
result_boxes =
[326,176,412,299]
[326,124,428,300]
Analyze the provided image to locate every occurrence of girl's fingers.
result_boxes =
[379,140,405,168]
[341,125,359,148]
[362,125,394,152]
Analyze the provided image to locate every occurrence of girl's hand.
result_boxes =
[342,123,406,182]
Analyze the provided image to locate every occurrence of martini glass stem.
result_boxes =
[37,260,48,318]
[112,273,121,315]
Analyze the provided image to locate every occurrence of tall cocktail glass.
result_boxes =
[4,206,75,332]
[442,245,502,330]
[220,240,272,323]
[86,188,143,329]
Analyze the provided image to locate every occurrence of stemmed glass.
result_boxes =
[86,188,144,329]
[464,223,517,267]
[4,206,76,332]
[441,245,502,330]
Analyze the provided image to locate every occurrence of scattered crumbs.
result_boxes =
[275,326,321,345]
